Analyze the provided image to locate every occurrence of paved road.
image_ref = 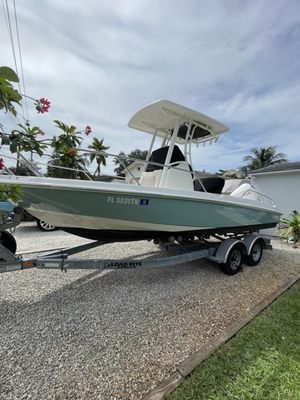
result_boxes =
[1,223,299,399]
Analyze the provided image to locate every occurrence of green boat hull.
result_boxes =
[21,184,280,241]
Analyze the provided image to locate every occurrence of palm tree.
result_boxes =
[88,138,110,177]
[277,210,300,244]
[243,146,287,172]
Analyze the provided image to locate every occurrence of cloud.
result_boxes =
[1,0,300,173]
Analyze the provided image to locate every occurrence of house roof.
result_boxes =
[250,162,300,175]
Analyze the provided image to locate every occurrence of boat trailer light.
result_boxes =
[22,261,35,269]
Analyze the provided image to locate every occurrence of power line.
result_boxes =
[4,0,19,81]
[1,0,10,36]
[13,0,29,121]
[3,0,25,121]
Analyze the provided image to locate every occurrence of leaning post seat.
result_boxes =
[140,145,194,190]
[164,161,194,190]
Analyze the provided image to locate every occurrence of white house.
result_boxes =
[250,162,300,235]
[121,160,144,184]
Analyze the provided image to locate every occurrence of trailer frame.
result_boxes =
[0,228,271,276]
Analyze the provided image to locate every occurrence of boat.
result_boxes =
[0,100,281,243]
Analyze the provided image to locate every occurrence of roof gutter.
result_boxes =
[251,169,300,176]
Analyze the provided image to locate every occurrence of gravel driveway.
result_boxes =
[0,223,299,399]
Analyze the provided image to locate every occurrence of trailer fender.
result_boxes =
[242,234,267,255]
[206,238,247,264]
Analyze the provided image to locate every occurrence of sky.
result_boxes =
[1,0,300,174]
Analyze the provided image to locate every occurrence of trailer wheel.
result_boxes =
[0,231,17,254]
[221,244,243,275]
[245,240,263,266]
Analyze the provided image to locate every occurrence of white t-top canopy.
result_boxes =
[128,100,229,144]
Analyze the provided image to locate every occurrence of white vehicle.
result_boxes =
[36,219,56,232]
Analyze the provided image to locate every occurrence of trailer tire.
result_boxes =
[221,244,243,275]
[245,240,263,266]
[0,231,17,254]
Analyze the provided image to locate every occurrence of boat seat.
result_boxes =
[140,161,194,190]
[164,161,194,190]
[141,145,193,189]
[193,174,225,194]
[140,169,162,187]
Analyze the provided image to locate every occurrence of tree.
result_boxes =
[1,65,97,188]
[9,122,47,174]
[47,120,88,179]
[9,164,40,177]
[0,66,50,119]
[114,149,148,175]
[1,66,52,177]
[88,137,110,177]
[114,151,127,176]
[243,146,287,172]
[216,169,239,179]
[0,66,23,201]
[277,210,300,244]
[0,66,22,116]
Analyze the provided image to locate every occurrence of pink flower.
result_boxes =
[38,129,45,136]
[35,98,51,114]
[0,158,4,170]
[84,125,92,135]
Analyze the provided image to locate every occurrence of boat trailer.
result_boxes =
[0,208,271,276]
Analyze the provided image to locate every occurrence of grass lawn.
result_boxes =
[169,280,300,400]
